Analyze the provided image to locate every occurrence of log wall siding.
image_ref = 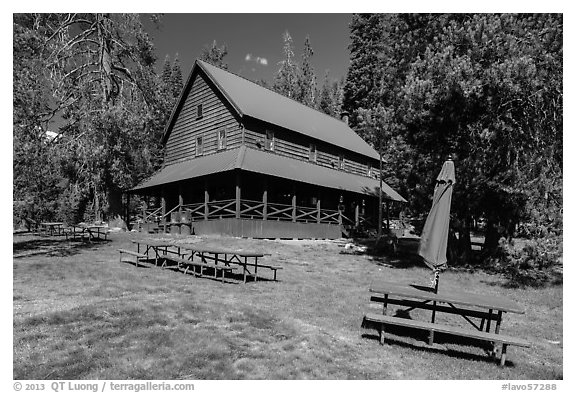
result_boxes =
[164,72,241,165]
[244,122,376,178]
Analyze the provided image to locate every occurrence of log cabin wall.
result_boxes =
[164,71,242,166]
[243,117,379,178]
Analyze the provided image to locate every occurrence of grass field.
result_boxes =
[13,232,563,380]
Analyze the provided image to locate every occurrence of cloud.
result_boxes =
[245,53,268,66]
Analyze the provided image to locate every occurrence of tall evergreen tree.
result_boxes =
[342,14,386,128]
[318,71,334,116]
[170,53,183,98]
[200,40,228,69]
[295,36,316,107]
[13,13,167,224]
[273,31,299,99]
[161,54,172,85]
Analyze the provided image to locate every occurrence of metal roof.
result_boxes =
[132,147,406,202]
[163,60,380,161]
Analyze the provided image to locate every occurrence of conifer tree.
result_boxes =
[273,31,298,99]
[170,54,183,98]
[200,40,228,69]
[295,36,316,107]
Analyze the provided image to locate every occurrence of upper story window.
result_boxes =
[196,136,203,156]
[338,154,344,170]
[309,144,317,163]
[196,104,203,119]
[217,128,227,150]
[265,130,275,151]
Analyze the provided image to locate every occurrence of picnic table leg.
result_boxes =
[382,294,388,315]
[429,300,437,345]
[254,257,258,282]
[500,344,508,366]
[243,256,247,283]
[495,311,503,334]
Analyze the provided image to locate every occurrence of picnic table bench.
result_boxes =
[161,254,236,283]
[118,249,147,266]
[365,282,530,366]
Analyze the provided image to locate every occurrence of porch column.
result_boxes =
[316,199,321,224]
[161,189,167,233]
[386,200,390,230]
[235,172,241,219]
[178,183,184,213]
[262,182,268,221]
[355,202,360,228]
[292,192,297,222]
[141,196,147,222]
[126,193,131,230]
[204,181,209,221]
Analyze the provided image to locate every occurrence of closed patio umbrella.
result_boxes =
[418,158,455,292]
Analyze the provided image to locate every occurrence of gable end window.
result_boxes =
[196,136,203,156]
[309,144,317,162]
[196,104,203,119]
[218,128,227,150]
[265,130,275,151]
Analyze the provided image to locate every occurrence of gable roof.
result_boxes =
[162,59,380,161]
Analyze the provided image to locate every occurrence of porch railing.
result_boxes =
[147,198,355,226]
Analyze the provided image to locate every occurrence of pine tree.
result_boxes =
[161,55,172,86]
[295,36,316,107]
[200,40,228,69]
[273,31,298,99]
[342,14,386,128]
[318,71,334,116]
[170,53,183,98]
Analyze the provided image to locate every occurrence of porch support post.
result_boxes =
[235,172,241,219]
[292,191,297,223]
[316,199,321,224]
[262,181,268,221]
[355,202,360,228]
[126,193,131,231]
[204,181,209,221]
[178,183,184,214]
[386,200,390,230]
[161,188,167,233]
[142,196,147,222]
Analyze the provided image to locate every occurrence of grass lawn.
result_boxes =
[13,232,562,380]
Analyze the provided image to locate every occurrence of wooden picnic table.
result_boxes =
[366,281,530,366]
[68,224,109,241]
[40,222,65,236]
[127,239,281,283]
[176,244,278,283]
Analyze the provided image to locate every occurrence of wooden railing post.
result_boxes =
[316,199,321,224]
[338,210,342,225]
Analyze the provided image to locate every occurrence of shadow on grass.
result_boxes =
[13,237,109,259]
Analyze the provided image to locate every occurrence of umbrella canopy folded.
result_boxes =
[418,159,456,271]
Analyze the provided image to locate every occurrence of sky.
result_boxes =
[141,14,353,86]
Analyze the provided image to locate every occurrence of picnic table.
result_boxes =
[365,281,530,366]
[67,224,109,241]
[39,222,65,236]
[124,239,281,283]
[176,244,280,283]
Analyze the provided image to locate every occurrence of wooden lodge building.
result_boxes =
[130,59,406,239]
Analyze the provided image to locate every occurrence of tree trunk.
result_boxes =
[106,185,124,224]
[483,218,502,253]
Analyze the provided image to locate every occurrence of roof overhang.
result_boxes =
[131,147,406,202]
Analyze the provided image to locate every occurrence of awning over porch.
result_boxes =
[132,146,406,202]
